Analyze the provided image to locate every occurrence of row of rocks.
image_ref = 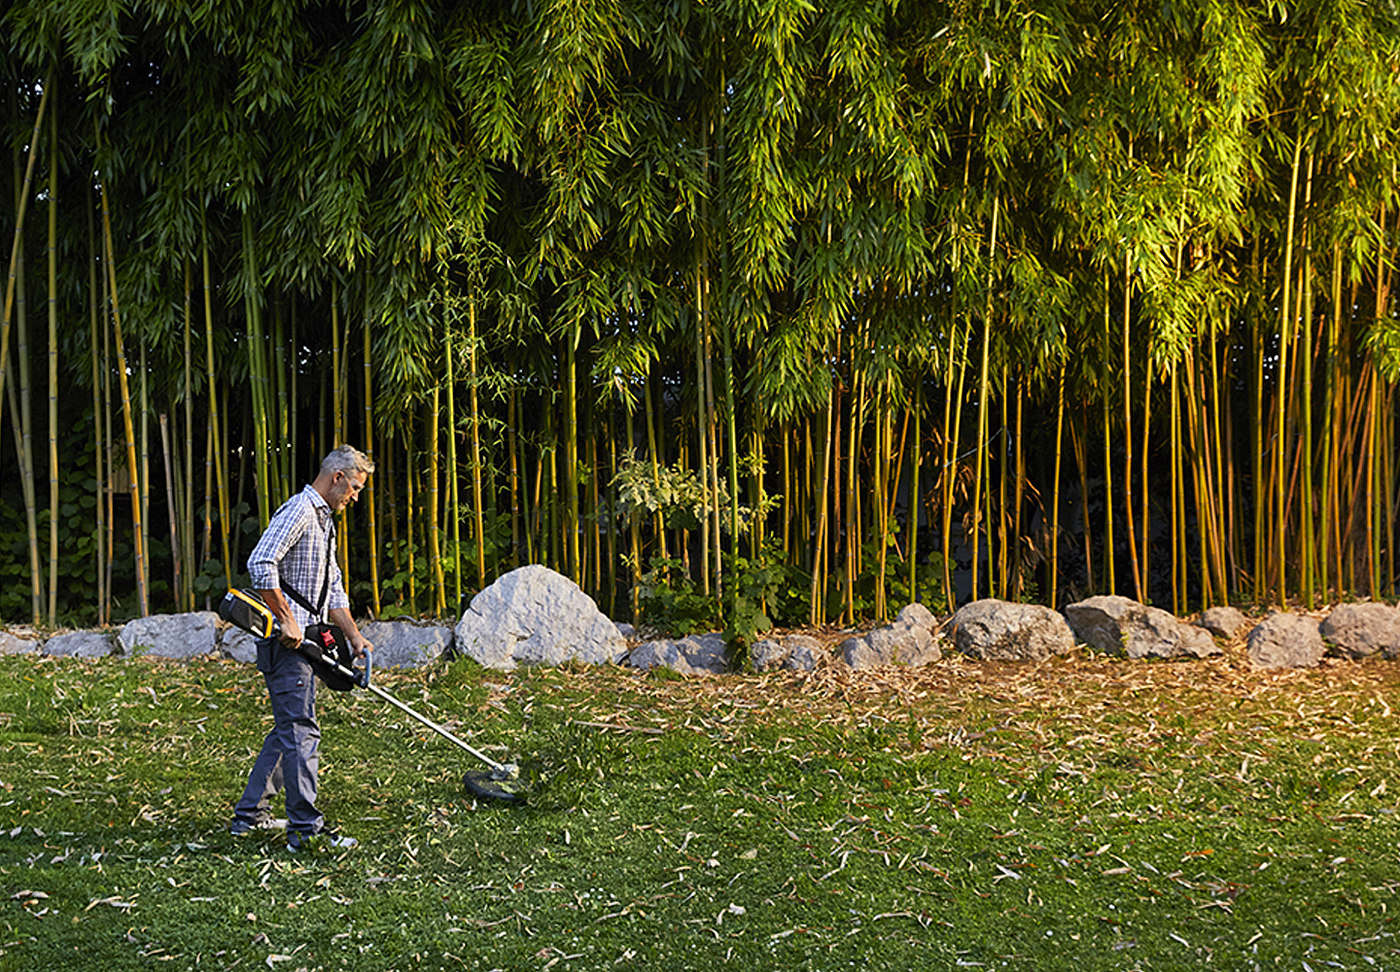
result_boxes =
[0,612,451,670]
[5,565,1398,676]
[826,595,1400,673]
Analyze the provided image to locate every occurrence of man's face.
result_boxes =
[328,469,368,511]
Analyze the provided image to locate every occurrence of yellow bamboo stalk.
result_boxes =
[98,175,149,616]
[45,101,58,623]
[0,77,49,415]
[200,215,230,587]
[362,291,380,616]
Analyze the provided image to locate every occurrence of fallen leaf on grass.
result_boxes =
[85,896,136,912]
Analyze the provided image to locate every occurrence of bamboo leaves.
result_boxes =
[3,0,1400,625]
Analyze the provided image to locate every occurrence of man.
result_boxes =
[229,445,375,852]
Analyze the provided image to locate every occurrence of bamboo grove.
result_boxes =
[2,0,1399,632]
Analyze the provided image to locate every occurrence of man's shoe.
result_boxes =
[287,829,357,853]
[229,815,288,836]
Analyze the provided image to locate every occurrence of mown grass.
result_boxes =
[0,647,1398,971]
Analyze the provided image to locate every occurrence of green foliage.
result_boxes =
[635,556,716,636]
[834,535,949,621]
[4,0,1400,626]
[613,452,722,533]
[721,553,779,667]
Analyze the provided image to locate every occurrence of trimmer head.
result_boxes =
[463,769,527,804]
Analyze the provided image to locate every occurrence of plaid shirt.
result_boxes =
[246,485,349,630]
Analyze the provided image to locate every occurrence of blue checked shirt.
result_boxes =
[246,485,349,630]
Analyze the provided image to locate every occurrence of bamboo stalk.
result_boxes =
[1299,154,1316,609]
[508,387,520,566]
[970,195,998,601]
[361,289,380,616]
[1121,256,1141,601]
[98,174,149,616]
[1100,280,1116,596]
[200,214,230,588]
[1276,135,1303,606]
[11,141,41,624]
[907,375,923,607]
[468,298,486,590]
[242,212,271,530]
[846,369,862,622]
[160,414,182,605]
[809,387,833,625]
[87,183,107,623]
[1169,362,1182,614]
[1050,365,1065,608]
[45,101,58,623]
[444,294,460,605]
[428,385,445,614]
[940,319,965,609]
[182,257,195,610]
[566,327,581,585]
[1071,411,1093,591]
[0,77,49,419]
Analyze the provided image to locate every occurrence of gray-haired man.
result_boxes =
[229,445,375,852]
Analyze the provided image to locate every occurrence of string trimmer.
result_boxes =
[219,588,526,804]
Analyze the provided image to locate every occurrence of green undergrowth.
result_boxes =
[0,652,1399,970]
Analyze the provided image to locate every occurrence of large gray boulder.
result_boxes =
[361,619,451,669]
[44,630,113,658]
[1248,613,1325,669]
[752,634,823,673]
[1065,595,1220,660]
[119,612,220,659]
[453,565,627,671]
[0,629,39,655]
[1319,602,1400,660]
[628,633,728,676]
[944,599,1075,662]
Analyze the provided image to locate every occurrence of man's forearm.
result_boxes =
[258,589,303,647]
[328,606,372,656]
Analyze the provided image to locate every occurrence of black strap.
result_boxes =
[280,515,335,623]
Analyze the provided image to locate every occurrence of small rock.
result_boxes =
[0,630,39,655]
[1319,602,1400,660]
[840,617,942,670]
[1247,613,1325,669]
[1196,605,1249,640]
[44,630,113,658]
[361,620,451,669]
[751,638,789,672]
[944,599,1075,662]
[119,612,220,659]
[628,633,728,675]
[781,634,822,671]
[1065,595,1219,659]
[896,603,938,630]
[221,627,261,665]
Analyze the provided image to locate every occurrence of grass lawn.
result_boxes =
[0,643,1398,971]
